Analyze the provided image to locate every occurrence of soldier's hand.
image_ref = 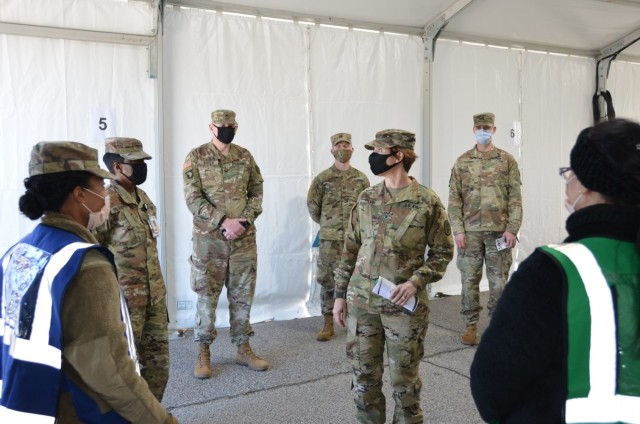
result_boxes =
[221,218,249,240]
[502,231,517,249]
[390,281,417,306]
[333,299,347,329]
[454,233,466,249]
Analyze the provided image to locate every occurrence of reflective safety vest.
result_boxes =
[541,237,640,424]
[0,224,138,423]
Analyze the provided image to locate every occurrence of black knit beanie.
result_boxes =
[570,123,640,204]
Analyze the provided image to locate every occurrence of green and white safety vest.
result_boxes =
[541,237,640,424]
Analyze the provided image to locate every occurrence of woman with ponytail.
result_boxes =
[0,142,178,424]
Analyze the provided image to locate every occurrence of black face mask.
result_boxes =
[215,125,236,144]
[369,152,400,175]
[122,162,148,186]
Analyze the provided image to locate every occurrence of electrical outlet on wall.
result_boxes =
[177,300,193,310]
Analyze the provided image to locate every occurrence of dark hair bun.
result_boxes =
[19,189,47,219]
[570,119,640,205]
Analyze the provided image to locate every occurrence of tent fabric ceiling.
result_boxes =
[445,0,640,56]
[172,0,640,58]
[3,0,639,57]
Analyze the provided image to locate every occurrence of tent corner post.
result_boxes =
[148,38,158,79]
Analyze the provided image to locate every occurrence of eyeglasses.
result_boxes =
[558,166,573,181]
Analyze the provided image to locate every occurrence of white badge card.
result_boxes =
[372,276,418,313]
[90,107,116,144]
[495,237,508,251]
[148,215,160,238]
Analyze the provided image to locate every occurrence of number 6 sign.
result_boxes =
[90,107,116,143]
[509,121,522,147]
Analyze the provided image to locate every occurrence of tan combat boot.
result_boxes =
[193,343,212,379]
[316,314,335,341]
[461,324,479,346]
[236,341,269,371]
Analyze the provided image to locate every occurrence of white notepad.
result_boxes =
[372,276,418,313]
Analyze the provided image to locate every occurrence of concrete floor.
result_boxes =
[164,293,490,424]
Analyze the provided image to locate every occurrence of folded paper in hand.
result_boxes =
[495,237,508,251]
[372,276,418,313]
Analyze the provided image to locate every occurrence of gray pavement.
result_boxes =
[164,293,490,423]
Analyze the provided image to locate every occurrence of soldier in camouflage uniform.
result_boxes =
[333,129,454,423]
[447,113,523,346]
[93,137,169,401]
[307,132,369,341]
[183,109,268,379]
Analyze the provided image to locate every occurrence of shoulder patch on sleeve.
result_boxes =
[183,159,194,179]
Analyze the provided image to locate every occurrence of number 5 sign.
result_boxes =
[90,107,116,143]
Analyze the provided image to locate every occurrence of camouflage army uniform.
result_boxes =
[94,181,169,401]
[448,146,522,325]
[334,179,454,423]
[183,141,263,346]
[307,165,369,315]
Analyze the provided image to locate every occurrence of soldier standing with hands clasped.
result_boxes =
[94,137,169,401]
[307,132,369,341]
[448,112,523,345]
[183,109,268,379]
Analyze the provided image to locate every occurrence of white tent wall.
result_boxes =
[163,8,310,328]
[0,32,157,255]
[2,0,640,329]
[163,8,423,329]
[608,60,640,119]
[0,0,158,257]
[308,27,424,185]
[0,0,154,34]
[430,40,595,296]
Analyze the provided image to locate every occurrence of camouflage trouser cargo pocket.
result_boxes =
[347,307,386,423]
[189,256,210,295]
[317,239,342,288]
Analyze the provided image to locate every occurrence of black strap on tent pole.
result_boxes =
[592,90,616,125]
[594,35,640,125]
[602,90,615,120]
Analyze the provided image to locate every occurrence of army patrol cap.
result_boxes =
[29,141,116,179]
[105,137,152,160]
[473,112,495,127]
[331,133,352,146]
[365,129,416,151]
[211,109,238,126]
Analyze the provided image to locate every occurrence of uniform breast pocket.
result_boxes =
[201,165,223,189]
[492,161,510,179]
[229,162,249,188]
[112,209,142,249]
[394,209,427,248]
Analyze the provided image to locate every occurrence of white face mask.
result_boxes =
[564,193,582,214]
[82,188,110,230]
[563,174,583,214]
